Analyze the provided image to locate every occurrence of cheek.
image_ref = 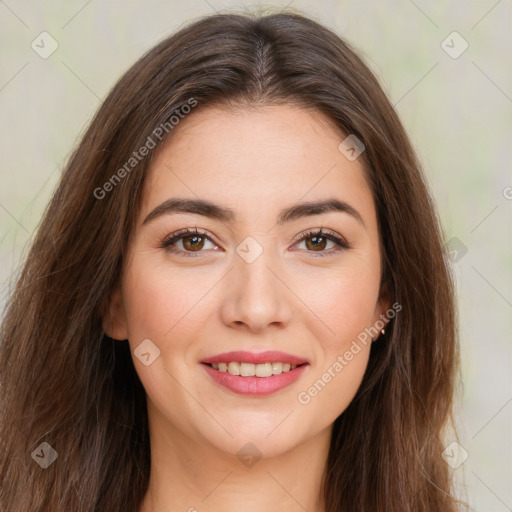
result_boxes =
[291,257,381,346]
[294,270,375,421]
[293,255,380,420]
[122,257,204,338]
[300,346,370,426]
[122,271,174,341]
[120,260,211,409]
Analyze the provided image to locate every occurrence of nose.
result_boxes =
[219,250,293,333]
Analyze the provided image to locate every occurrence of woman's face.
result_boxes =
[105,103,389,458]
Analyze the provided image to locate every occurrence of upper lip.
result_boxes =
[201,351,308,366]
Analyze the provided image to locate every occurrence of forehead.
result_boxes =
[140,103,376,228]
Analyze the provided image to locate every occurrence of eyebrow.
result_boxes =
[142,197,366,228]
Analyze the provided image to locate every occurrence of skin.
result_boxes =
[104,103,390,512]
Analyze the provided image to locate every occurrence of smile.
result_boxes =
[201,352,309,396]
[207,361,299,377]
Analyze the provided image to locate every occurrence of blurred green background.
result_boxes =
[1,1,511,510]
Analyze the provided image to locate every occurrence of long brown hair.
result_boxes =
[0,11,465,511]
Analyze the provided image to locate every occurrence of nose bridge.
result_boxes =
[234,233,278,287]
[236,242,282,303]
[219,238,292,331]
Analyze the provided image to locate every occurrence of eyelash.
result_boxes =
[159,227,350,258]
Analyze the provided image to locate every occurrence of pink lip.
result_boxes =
[201,350,308,366]
[202,363,308,396]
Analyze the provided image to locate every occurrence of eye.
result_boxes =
[160,228,219,256]
[291,228,350,257]
[160,227,350,258]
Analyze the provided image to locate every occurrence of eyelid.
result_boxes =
[161,227,217,244]
[291,227,348,245]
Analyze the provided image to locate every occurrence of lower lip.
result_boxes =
[201,363,308,396]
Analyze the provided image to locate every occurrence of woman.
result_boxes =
[0,11,466,512]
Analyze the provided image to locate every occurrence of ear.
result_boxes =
[373,282,392,331]
[101,287,129,340]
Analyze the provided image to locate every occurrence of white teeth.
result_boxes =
[256,362,273,377]
[240,362,255,376]
[227,362,240,375]
[272,362,282,375]
[209,361,301,377]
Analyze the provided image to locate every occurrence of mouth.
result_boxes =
[200,351,309,396]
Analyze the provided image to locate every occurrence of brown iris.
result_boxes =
[182,235,205,251]
[305,234,327,251]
